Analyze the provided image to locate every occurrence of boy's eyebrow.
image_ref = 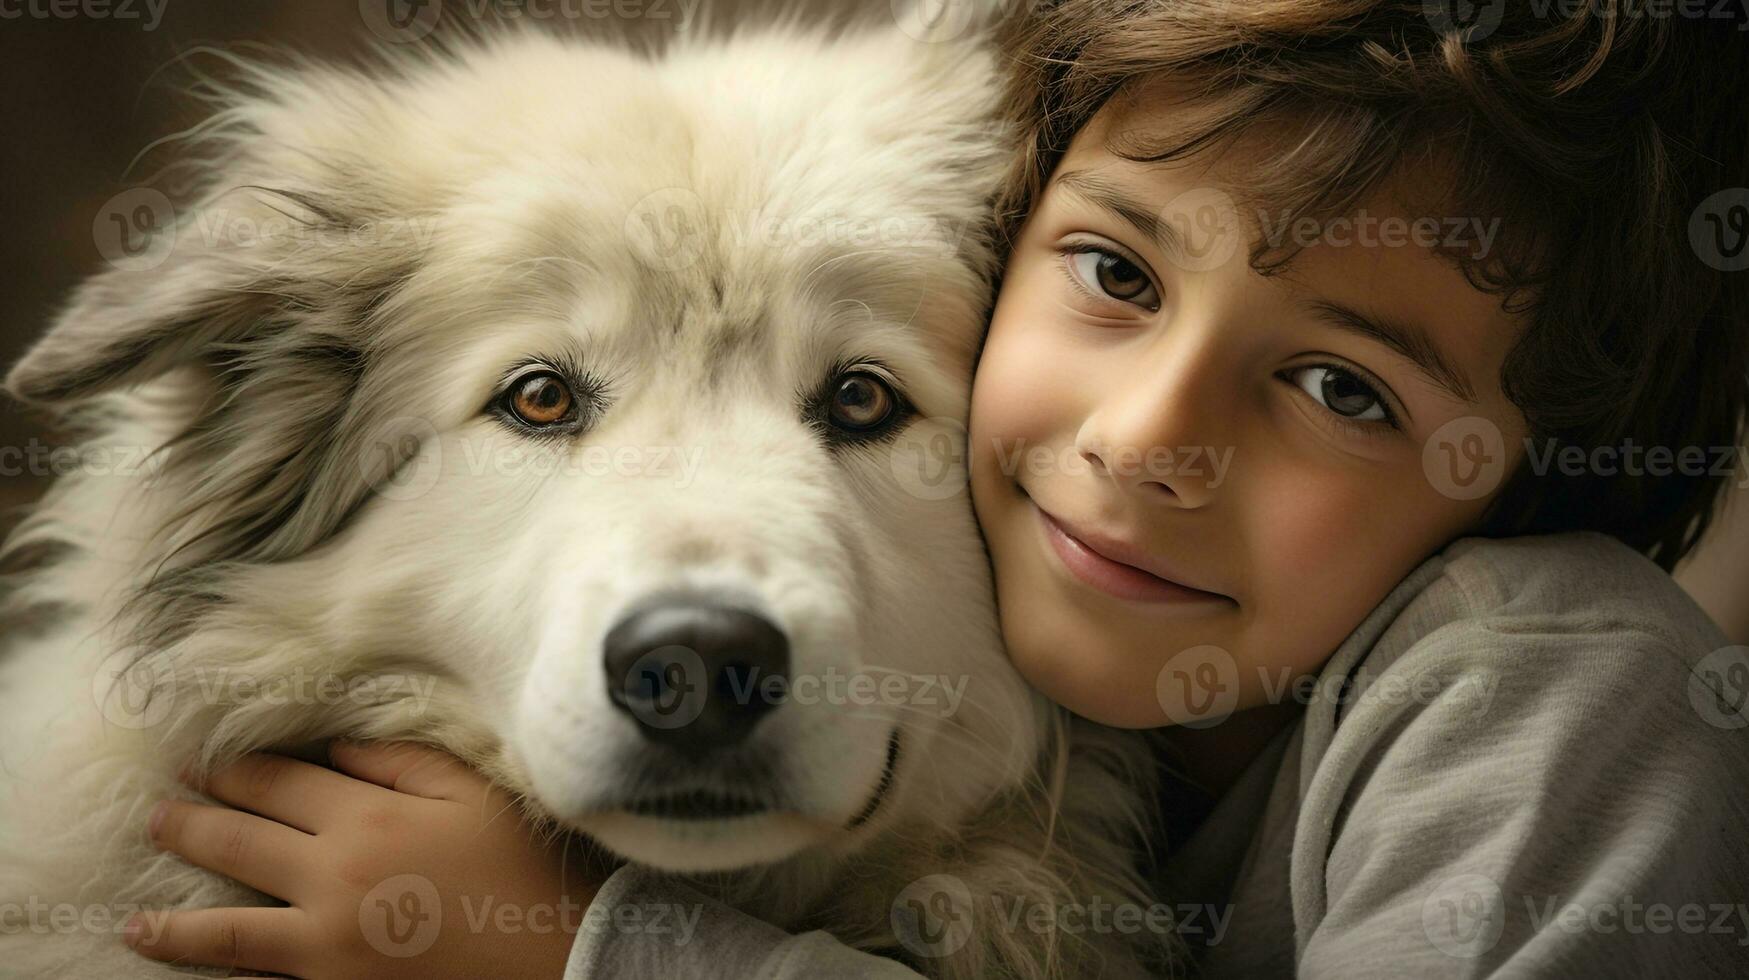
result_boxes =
[1303,299,1478,404]
[1052,169,1190,261]
[1051,168,1479,406]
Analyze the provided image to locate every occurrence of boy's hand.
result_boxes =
[126,740,614,979]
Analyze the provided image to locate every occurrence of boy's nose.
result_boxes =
[1074,388,1224,510]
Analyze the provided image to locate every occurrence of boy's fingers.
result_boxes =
[150,800,311,901]
[126,906,312,977]
[192,752,373,834]
[329,739,493,805]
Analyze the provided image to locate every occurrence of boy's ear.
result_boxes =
[4,241,267,407]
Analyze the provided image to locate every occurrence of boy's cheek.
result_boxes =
[972,328,1076,451]
[1239,467,1475,666]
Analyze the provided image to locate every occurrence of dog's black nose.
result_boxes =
[603,601,790,748]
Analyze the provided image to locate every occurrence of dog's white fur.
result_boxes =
[0,18,1179,979]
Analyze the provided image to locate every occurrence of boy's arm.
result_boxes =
[124,741,927,979]
[1294,619,1749,977]
[564,864,924,980]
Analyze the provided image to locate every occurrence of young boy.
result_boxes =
[126,1,1749,976]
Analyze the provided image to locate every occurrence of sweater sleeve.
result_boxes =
[1293,573,1749,977]
[562,864,926,980]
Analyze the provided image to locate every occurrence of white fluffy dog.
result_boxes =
[0,15,1174,979]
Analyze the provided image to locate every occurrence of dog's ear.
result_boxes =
[4,175,417,412]
[5,240,273,407]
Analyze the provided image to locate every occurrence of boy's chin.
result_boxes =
[1006,637,1182,730]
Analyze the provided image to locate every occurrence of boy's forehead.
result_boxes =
[1067,77,1481,235]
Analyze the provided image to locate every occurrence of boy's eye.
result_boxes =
[1289,365,1391,424]
[1068,248,1161,310]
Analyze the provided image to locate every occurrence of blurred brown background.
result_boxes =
[0,2,391,524]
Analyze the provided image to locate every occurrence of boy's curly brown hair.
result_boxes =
[992,0,1749,570]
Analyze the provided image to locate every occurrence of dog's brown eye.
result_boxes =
[829,373,897,431]
[509,373,574,426]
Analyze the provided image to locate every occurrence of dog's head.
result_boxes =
[7,24,1044,872]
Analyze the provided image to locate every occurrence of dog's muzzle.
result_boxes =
[603,596,790,753]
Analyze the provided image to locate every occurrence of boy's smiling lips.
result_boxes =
[1025,492,1235,607]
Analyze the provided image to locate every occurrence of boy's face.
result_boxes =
[969,99,1531,728]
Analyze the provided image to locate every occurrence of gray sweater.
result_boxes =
[564,533,1749,978]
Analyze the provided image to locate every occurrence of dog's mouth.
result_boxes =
[625,789,769,821]
[845,727,902,829]
[613,728,903,827]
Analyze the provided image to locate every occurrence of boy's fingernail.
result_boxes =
[122,912,144,947]
[147,801,168,842]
